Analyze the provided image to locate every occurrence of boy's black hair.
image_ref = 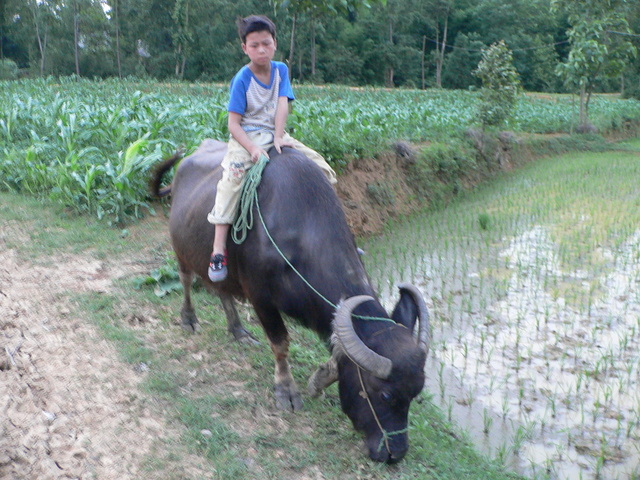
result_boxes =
[237,15,276,44]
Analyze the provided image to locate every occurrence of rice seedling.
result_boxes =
[364,147,640,479]
[483,407,493,435]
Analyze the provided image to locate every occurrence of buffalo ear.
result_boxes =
[390,287,419,331]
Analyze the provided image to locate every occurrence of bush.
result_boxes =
[623,70,640,100]
[408,140,477,206]
[366,182,395,206]
[473,41,521,129]
[0,59,19,80]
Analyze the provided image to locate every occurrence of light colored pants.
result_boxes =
[207,131,337,225]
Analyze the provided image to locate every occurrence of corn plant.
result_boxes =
[3,78,640,224]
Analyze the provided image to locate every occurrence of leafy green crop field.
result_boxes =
[2,77,640,224]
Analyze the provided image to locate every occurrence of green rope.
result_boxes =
[255,194,393,323]
[231,153,393,324]
[234,157,404,454]
[231,154,270,245]
[357,365,409,455]
[256,193,337,308]
[377,428,409,453]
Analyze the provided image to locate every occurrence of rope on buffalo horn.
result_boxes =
[396,283,431,355]
[333,295,393,380]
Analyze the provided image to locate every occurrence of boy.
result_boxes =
[207,15,337,282]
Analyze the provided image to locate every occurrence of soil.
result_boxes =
[0,246,157,479]
[0,152,405,479]
[337,146,420,237]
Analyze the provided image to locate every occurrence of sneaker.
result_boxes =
[208,253,227,282]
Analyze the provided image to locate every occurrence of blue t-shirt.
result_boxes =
[228,61,294,133]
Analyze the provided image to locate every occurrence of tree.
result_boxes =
[2,2,24,65]
[24,0,58,75]
[425,0,454,88]
[473,40,521,129]
[456,0,561,91]
[361,0,418,87]
[441,32,483,89]
[101,0,150,78]
[269,1,324,79]
[71,0,80,75]
[111,0,122,77]
[1,0,633,91]
[172,0,202,79]
[0,0,6,59]
[269,0,317,76]
[271,0,386,81]
[65,0,115,77]
[552,0,637,128]
[623,2,640,99]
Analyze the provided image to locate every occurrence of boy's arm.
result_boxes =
[273,96,295,153]
[228,112,269,162]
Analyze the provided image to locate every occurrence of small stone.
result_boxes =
[42,411,56,423]
[134,362,149,373]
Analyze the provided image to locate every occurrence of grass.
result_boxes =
[0,190,521,479]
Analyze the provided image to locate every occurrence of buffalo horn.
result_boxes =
[333,295,393,380]
[397,283,431,355]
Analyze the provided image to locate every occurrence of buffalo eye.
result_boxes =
[380,391,394,404]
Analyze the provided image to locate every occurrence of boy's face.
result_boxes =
[242,30,277,68]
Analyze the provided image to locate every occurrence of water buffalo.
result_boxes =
[151,139,430,463]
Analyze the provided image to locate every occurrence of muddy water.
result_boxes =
[376,226,640,480]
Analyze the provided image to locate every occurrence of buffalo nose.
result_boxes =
[368,446,407,463]
[387,451,406,464]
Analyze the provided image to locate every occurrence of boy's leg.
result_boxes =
[207,139,253,281]
[207,140,253,227]
[212,224,230,255]
[282,133,337,185]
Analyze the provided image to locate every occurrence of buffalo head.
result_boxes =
[310,284,430,463]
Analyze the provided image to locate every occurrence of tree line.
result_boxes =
[1,0,639,98]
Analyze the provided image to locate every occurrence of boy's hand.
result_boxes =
[274,136,295,154]
[250,146,269,163]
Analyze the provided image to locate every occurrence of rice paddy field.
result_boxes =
[364,140,640,479]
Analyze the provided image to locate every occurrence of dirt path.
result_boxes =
[0,230,197,479]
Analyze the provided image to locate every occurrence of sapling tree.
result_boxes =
[21,0,59,76]
[172,0,200,79]
[551,0,637,131]
[473,40,521,130]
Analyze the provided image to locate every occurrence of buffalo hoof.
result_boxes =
[231,326,260,346]
[275,383,303,412]
[180,308,199,332]
[181,321,200,333]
